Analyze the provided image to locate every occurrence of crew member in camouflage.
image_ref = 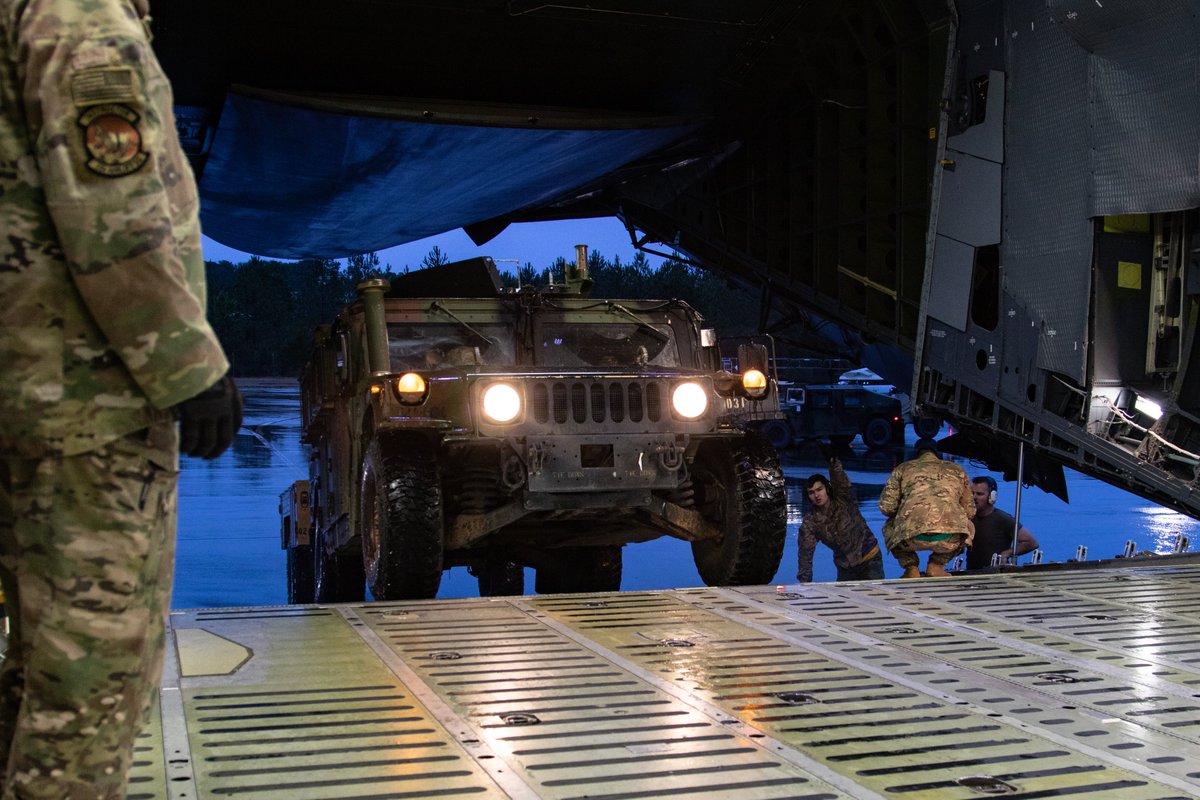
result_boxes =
[796,453,884,582]
[878,440,974,578]
[0,0,238,796]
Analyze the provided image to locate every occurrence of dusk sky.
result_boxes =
[201,216,669,275]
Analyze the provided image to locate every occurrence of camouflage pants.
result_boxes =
[889,534,967,570]
[0,422,178,800]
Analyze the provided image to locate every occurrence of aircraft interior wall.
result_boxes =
[915,0,1200,515]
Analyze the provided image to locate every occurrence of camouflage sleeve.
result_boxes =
[796,520,817,582]
[20,0,228,409]
[958,468,975,519]
[828,457,853,504]
[878,465,901,517]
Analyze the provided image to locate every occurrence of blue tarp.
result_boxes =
[198,93,694,259]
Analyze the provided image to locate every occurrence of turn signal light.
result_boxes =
[396,372,428,404]
[742,369,768,398]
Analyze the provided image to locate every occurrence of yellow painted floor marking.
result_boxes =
[174,627,252,677]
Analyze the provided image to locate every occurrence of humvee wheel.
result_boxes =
[361,433,444,600]
[475,559,525,596]
[760,420,792,450]
[314,539,364,603]
[913,415,941,439]
[690,432,786,585]
[287,546,314,604]
[535,546,623,594]
[862,416,894,450]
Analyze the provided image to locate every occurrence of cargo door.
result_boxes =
[913,4,1200,517]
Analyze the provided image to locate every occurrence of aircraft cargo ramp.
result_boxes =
[136,565,1200,800]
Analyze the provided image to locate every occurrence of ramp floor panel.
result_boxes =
[133,565,1200,799]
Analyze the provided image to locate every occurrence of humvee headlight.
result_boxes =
[742,369,768,398]
[395,372,427,404]
[482,383,521,423]
[672,381,708,419]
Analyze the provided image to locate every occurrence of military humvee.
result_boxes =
[282,247,787,602]
[758,384,906,450]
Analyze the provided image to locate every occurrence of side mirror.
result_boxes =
[737,342,768,373]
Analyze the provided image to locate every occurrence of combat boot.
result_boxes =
[925,562,951,578]
[901,566,921,579]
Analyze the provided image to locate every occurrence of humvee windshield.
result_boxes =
[387,323,517,371]
[538,323,678,369]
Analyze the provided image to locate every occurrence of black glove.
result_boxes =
[817,441,836,461]
[174,373,243,459]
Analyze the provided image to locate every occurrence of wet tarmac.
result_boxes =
[174,382,1200,607]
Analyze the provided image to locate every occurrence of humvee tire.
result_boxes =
[314,539,364,603]
[287,545,314,604]
[862,416,894,450]
[475,558,525,596]
[535,546,623,594]
[690,432,786,585]
[760,419,792,450]
[361,433,443,600]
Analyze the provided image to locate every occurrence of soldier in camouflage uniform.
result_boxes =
[0,0,240,796]
[796,454,884,582]
[878,440,974,578]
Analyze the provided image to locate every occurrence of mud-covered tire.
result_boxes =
[913,416,941,439]
[287,546,314,604]
[759,420,792,451]
[476,559,525,596]
[314,539,364,603]
[361,433,443,600]
[862,416,894,450]
[690,432,787,585]
[535,546,623,594]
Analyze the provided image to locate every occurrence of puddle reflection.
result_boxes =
[175,384,1200,608]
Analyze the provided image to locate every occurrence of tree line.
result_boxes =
[206,248,761,376]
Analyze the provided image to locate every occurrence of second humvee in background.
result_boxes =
[758,383,906,450]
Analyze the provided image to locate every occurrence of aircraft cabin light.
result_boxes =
[1134,395,1163,420]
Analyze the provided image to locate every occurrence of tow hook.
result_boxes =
[657,440,684,471]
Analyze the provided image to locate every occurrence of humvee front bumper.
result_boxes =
[523,434,687,493]
[442,432,725,550]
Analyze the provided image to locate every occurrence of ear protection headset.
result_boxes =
[975,476,998,504]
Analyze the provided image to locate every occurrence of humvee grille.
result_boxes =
[531,380,665,426]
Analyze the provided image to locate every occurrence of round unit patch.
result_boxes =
[78,104,148,177]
